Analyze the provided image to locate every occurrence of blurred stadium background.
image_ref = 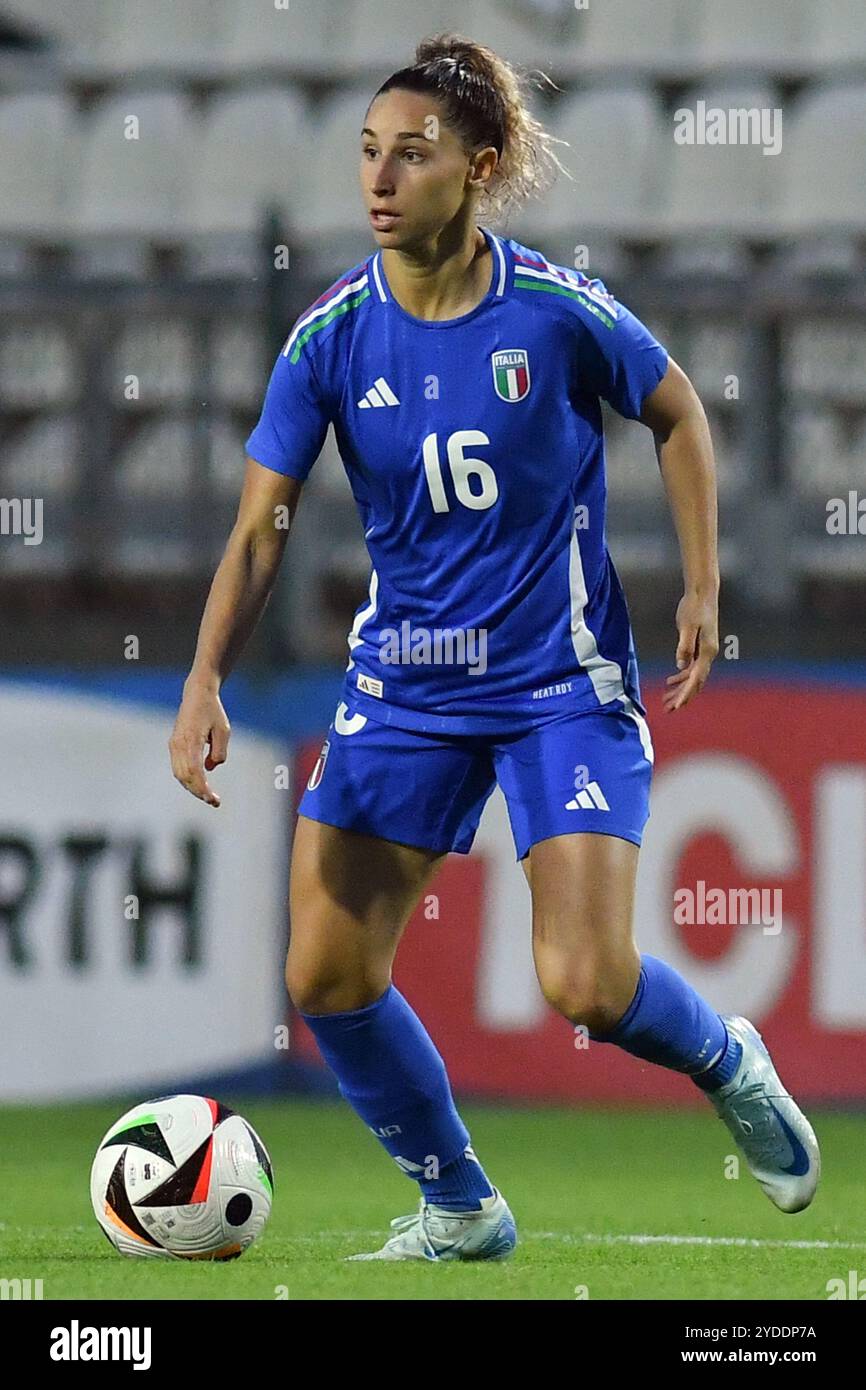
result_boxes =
[2,0,866,1184]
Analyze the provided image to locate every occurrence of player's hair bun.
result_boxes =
[414,34,496,83]
[375,32,568,224]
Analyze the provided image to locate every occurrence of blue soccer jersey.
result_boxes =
[246,228,668,735]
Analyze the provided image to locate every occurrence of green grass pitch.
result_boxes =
[2,1098,862,1300]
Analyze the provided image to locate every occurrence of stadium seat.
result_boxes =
[640,315,676,358]
[702,406,745,499]
[778,84,866,236]
[654,239,754,280]
[784,410,851,495]
[608,342,745,503]
[513,223,634,284]
[0,414,79,496]
[212,322,266,408]
[305,428,355,501]
[3,0,102,46]
[65,0,220,79]
[186,234,264,280]
[110,319,196,407]
[605,412,662,502]
[466,0,574,71]
[786,402,866,581]
[794,537,866,579]
[292,87,382,248]
[660,83,783,238]
[0,238,31,277]
[106,533,195,576]
[770,236,863,279]
[213,0,345,77]
[115,415,253,502]
[339,0,471,73]
[0,93,79,238]
[0,321,75,408]
[567,0,690,70]
[70,241,156,280]
[0,415,79,574]
[510,195,636,279]
[847,419,866,487]
[686,323,748,406]
[209,415,256,498]
[531,87,666,244]
[71,89,195,276]
[115,418,194,498]
[694,0,816,70]
[109,417,241,575]
[816,0,866,64]
[187,87,307,246]
[73,91,195,239]
[783,322,866,404]
[110,416,241,573]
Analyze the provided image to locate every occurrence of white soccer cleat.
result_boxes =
[706,1015,820,1213]
[345,1187,517,1262]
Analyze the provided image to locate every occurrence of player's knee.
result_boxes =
[536,953,636,1032]
[284,953,384,1015]
[284,955,335,1012]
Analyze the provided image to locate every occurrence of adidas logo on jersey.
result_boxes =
[358,377,400,409]
[356,672,383,698]
[565,781,610,811]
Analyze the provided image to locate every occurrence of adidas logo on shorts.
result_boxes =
[565,781,610,811]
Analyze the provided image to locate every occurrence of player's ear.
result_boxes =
[467,144,498,195]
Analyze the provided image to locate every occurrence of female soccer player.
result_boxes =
[170,34,819,1262]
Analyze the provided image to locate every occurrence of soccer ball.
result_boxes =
[90,1094,273,1260]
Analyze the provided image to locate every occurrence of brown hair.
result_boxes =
[372,32,568,224]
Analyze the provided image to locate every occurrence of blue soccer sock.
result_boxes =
[588,953,742,1091]
[417,1143,494,1211]
[299,983,494,1210]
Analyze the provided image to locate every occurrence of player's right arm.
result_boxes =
[172,284,338,804]
[169,459,303,806]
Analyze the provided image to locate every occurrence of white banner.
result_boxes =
[0,684,288,1100]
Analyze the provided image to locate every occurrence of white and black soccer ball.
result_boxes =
[90,1094,273,1260]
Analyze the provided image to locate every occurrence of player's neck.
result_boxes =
[380,224,493,322]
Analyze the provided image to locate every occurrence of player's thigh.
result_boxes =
[287,701,495,1007]
[518,831,638,950]
[528,832,642,1025]
[528,830,640,960]
[495,705,652,992]
[288,814,445,1010]
[289,814,445,947]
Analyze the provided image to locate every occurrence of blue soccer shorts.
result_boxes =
[298,694,654,861]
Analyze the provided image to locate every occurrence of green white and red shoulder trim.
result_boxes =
[281,269,371,364]
[512,252,619,329]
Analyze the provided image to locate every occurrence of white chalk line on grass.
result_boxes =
[11,1222,862,1255]
[529,1233,866,1251]
[327,1231,866,1252]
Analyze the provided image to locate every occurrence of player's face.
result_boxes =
[361,90,481,247]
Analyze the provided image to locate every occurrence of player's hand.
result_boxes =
[663,590,719,712]
[169,678,230,806]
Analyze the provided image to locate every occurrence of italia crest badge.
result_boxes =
[492,348,531,403]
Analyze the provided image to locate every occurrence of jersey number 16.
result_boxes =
[422,430,499,514]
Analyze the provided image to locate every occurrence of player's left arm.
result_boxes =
[638,358,719,712]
